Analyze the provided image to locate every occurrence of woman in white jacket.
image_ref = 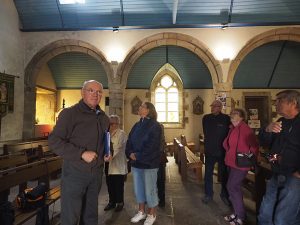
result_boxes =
[104,115,128,212]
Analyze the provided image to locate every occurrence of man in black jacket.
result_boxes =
[202,100,231,205]
[258,90,300,225]
[49,80,109,225]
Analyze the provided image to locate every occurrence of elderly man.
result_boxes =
[49,80,109,225]
[258,90,300,225]
[202,99,231,205]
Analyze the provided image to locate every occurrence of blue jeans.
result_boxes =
[258,174,300,225]
[204,155,229,198]
[132,167,159,208]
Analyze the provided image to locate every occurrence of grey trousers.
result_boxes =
[60,163,103,225]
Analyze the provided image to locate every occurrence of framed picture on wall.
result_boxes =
[0,72,15,115]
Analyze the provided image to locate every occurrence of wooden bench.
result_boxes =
[2,140,48,162]
[173,138,181,164]
[179,145,203,181]
[180,134,196,153]
[0,153,28,170]
[0,156,62,225]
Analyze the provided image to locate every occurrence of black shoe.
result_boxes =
[158,201,165,207]
[114,203,124,212]
[201,196,212,204]
[104,203,116,211]
[220,196,231,206]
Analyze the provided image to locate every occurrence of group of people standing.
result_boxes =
[49,80,166,225]
[202,90,300,225]
[49,79,300,225]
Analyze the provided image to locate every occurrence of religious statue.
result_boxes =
[193,96,204,115]
[131,96,142,115]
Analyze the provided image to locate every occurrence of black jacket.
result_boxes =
[259,114,300,175]
[202,113,231,157]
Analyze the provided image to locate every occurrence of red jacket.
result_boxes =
[223,121,259,170]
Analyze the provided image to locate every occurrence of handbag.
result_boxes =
[236,151,256,168]
[15,183,47,211]
[235,128,256,168]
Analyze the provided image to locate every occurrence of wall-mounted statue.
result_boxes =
[131,96,142,115]
[193,96,204,115]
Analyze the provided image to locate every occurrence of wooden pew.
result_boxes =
[0,156,62,225]
[179,144,203,181]
[2,140,48,161]
[180,134,196,153]
[173,138,181,164]
[0,153,28,170]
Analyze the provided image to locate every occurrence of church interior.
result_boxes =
[0,0,300,224]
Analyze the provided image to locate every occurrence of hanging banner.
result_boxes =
[0,72,15,116]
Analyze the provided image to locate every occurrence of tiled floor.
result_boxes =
[17,156,256,225]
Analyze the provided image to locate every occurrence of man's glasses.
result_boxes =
[84,89,102,96]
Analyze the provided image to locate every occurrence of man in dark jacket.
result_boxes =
[48,80,109,225]
[258,90,300,225]
[202,100,231,205]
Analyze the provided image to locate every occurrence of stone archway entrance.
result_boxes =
[23,39,112,139]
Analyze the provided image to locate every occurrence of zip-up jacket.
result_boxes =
[125,118,162,169]
[48,99,109,172]
[259,114,300,175]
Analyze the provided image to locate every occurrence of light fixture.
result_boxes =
[113,27,119,33]
[59,0,85,4]
[221,23,228,30]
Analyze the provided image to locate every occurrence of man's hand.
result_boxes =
[81,151,98,163]
[130,153,136,161]
[265,121,282,133]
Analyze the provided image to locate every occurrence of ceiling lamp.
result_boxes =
[59,0,85,4]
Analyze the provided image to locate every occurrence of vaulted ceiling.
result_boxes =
[14,0,300,31]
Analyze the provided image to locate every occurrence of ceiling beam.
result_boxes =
[120,0,125,26]
[173,0,179,24]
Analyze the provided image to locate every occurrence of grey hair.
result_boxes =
[276,90,300,110]
[109,114,120,124]
[82,80,103,89]
[231,108,247,121]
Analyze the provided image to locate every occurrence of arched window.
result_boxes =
[151,64,183,128]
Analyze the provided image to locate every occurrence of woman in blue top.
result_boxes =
[126,102,162,225]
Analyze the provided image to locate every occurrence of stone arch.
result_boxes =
[23,39,113,139]
[227,27,300,86]
[117,32,222,90]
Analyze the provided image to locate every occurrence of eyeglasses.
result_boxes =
[84,89,102,96]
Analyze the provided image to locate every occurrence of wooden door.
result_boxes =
[243,93,271,133]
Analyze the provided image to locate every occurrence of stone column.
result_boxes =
[22,84,36,139]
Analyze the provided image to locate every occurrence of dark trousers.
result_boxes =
[204,155,229,198]
[157,164,166,204]
[227,167,248,220]
[105,161,125,204]
[107,175,125,204]
[61,163,103,225]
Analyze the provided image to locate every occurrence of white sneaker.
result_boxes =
[131,211,147,223]
[143,214,156,225]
